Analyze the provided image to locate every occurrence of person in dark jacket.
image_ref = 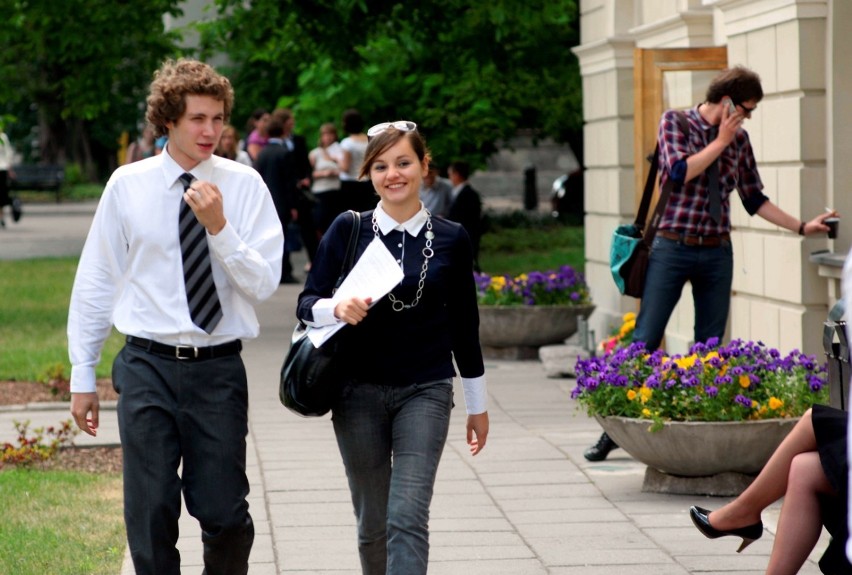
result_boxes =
[446,160,483,272]
[254,114,300,283]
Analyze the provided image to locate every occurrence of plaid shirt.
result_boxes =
[657,105,768,236]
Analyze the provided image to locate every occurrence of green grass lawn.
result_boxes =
[479,222,584,276]
[0,258,123,382]
[0,469,125,575]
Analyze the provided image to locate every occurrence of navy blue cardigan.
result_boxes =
[297,210,485,386]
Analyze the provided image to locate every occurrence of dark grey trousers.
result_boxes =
[113,344,254,575]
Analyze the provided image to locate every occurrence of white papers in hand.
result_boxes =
[307,237,404,347]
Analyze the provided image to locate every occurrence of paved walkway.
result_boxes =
[0,201,828,574]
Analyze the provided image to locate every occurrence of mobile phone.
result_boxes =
[727,98,737,115]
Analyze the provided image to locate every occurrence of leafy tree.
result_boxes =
[199,0,581,169]
[0,0,184,178]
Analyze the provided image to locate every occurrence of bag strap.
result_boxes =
[636,111,689,247]
[333,210,361,293]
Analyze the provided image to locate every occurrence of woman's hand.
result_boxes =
[334,297,372,325]
[467,412,489,455]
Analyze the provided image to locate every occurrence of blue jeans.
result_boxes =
[332,379,454,575]
[633,236,733,351]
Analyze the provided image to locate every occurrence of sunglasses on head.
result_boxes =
[367,121,418,139]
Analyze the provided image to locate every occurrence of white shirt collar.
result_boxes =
[162,146,215,188]
[375,202,429,237]
[451,182,465,200]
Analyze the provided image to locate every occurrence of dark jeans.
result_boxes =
[332,379,453,575]
[633,236,733,351]
[113,345,254,575]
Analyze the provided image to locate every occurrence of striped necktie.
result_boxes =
[178,173,222,333]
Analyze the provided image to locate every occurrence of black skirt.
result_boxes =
[812,403,850,575]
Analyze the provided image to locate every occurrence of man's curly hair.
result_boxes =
[146,58,234,138]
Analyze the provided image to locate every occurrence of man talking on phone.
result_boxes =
[585,65,839,462]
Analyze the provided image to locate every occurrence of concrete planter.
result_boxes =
[595,415,798,477]
[478,304,595,348]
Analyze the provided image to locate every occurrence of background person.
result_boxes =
[419,164,452,217]
[274,107,317,269]
[338,108,374,211]
[245,108,270,162]
[216,124,252,166]
[296,121,489,575]
[67,58,283,575]
[309,122,343,233]
[0,130,14,228]
[124,125,156,164]
[446,160,483,272]
[585,66,839,462]
[254,114,299,284]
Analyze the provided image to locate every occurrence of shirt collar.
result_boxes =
[692,103,715,133]
[451,183,465,199]
[375,202,429,236]
[162,146,215,188]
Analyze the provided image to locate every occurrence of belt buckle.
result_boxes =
[697,236,705,246]
[175,345,199,360]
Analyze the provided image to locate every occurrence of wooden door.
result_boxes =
[633,47,728,208]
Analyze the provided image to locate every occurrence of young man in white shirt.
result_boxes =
[68,58,283,575]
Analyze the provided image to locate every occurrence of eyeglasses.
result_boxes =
[735,101,757,115]
[366,121,418,138]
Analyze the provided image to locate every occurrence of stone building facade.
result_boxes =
[573,0,851,355]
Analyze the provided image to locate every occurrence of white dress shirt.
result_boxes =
[68,148,284,393]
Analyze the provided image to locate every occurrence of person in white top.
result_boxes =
[0,131,14,227]
[67,58,283,575]
[309,122,343,233]
[215,124,253,166]
[338,108,375,212]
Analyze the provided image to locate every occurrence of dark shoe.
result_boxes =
[584,432,618,461]
[280,275,300,285]
[689,506,763,553]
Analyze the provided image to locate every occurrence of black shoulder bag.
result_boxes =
[279,210,360,417]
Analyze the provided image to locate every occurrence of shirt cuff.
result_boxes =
[309,298,343,327]
[70,365,97,394]
[207,220,239,257]
[461,375,487,415]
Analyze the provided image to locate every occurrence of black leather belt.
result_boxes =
[126,335,242,360]
[657,230,731,247]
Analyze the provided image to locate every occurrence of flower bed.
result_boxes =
[572,338,828,431]
[474,265,591,307]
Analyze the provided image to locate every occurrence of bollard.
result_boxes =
[523,164,537,210]
[822,300,849,411]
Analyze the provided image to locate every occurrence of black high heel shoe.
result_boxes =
[689,506,763,553]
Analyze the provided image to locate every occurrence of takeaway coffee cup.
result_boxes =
[825,217,839,239]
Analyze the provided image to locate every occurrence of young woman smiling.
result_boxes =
[296,122,489,575]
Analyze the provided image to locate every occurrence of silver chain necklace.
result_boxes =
[373,211,434,311]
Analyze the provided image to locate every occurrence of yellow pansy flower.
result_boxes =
[739,375,750,388]
[622,312,637,323]
[642,408,651,417]
[639,386,653,404]
[626,389,637,400]
[769,397,784,410]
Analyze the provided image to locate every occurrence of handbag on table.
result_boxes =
[279,210,360,417]
[610,112,688,298]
